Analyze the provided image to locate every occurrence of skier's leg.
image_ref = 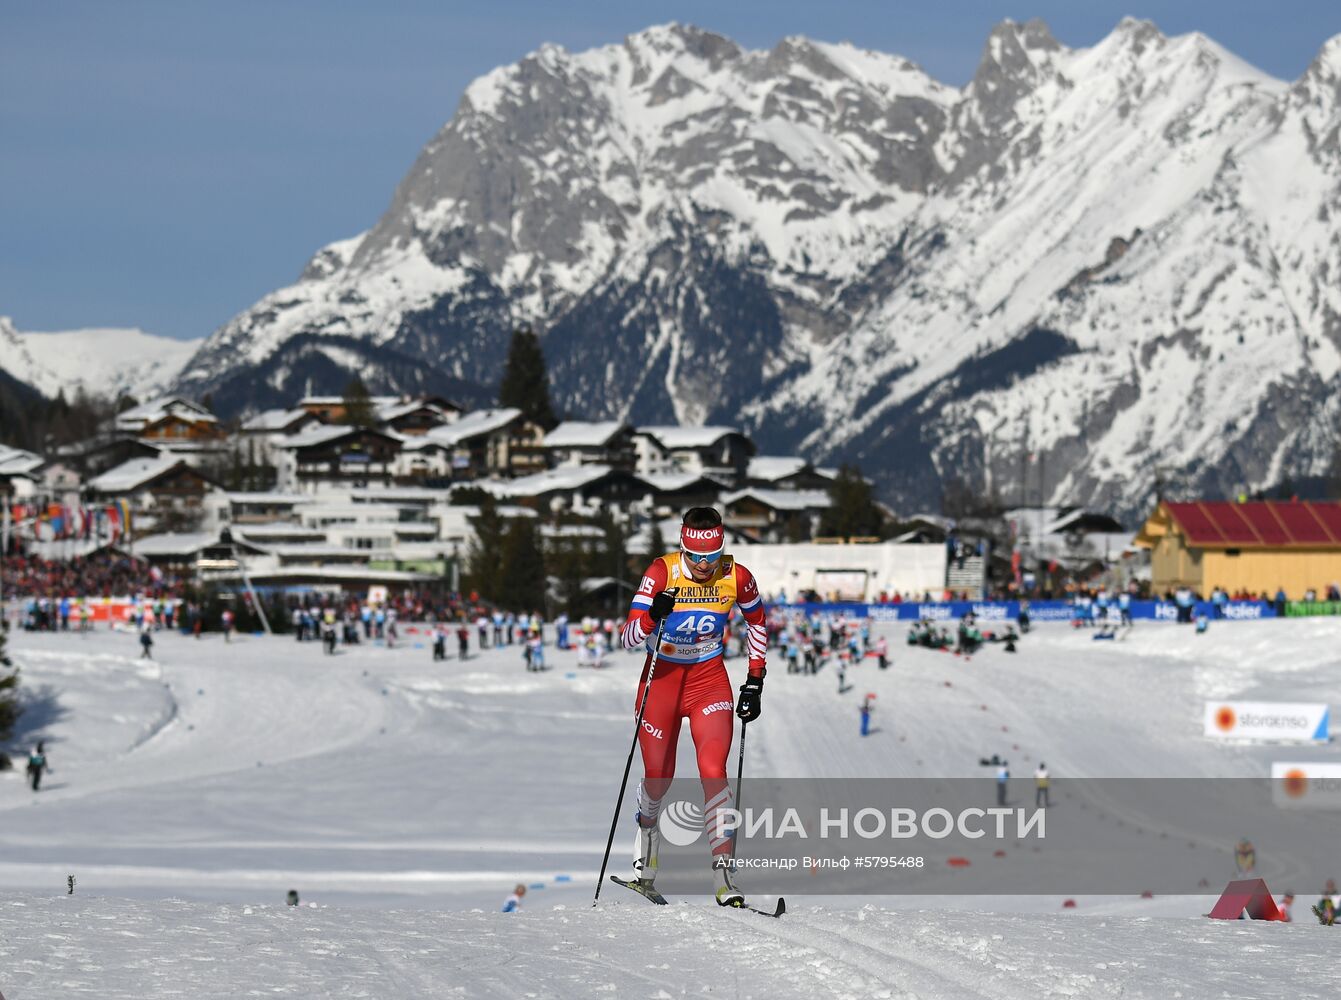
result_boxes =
[685,664,744,905]
[632,666,685,883]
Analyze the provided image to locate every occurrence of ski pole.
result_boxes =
[732,719,747,861]
[593,591,677,905]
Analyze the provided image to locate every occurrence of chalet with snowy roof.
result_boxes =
[0,446,43,498]
[86,456,217,513]
[375,398,462,436]
[641,472,730,513]
[745,456,838,491]
[481,464,654,515]
[241,408,318,436]
[632,426,756,485]
[720,488,832,543]
[235,408,322,467]
[115,396,213,434]
[140,411,224,444]
[1135,500,1341,598]
[421,408,545,480]
[297,394,400,423]
[1002,506,1130,569]
[55,431,165,477]
[542,421,636,470]
[274,425,403,493]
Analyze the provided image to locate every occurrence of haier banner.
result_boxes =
[774,600,1276,622]
[1204,701,1330,743]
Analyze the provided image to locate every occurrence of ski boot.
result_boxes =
[632,813,660,888]
[712,857,745,908]
[608,815,669,904]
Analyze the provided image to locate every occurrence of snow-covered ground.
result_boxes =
[1,618,1339,997]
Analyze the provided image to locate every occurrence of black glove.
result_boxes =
[736,672,765,723]
[648,589,677,624]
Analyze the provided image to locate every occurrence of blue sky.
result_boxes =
[3,1,1339,341]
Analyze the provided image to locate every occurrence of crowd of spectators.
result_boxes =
[0,550,188,603]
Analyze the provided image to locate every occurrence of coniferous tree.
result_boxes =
[550,535,588,618]
[465,497,506,600]
[498,517,547,612]
[340,376,375,428]
[597,510,631,613]
[498,325,557,430]
[642,517,667,568]
[819,464,885,540]
[0,628,20,746]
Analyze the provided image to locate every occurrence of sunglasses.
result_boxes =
[683,549,722,566]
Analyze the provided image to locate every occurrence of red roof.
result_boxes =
[1164,501,1341,548]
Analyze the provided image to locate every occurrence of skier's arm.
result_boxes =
[734,564,768,679]
[621,560,670,649]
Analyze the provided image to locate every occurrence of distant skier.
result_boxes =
[1314,879,1339,924]
[1235,837,1256,874]
[620,507,767,908]
[1034,763,1050,807]
[456,623,470,660]
[996,761,1010,806]
[874,634,889,670]
[501,883,526,912]
[525,634,544,672]
[139,624,154,659]
[221,608,235,643]
[26,742,49,791]
[432,624,447,662]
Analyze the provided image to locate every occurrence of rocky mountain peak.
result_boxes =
[172,20,1341,520]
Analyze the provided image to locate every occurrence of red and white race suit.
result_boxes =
[622,551,767,857]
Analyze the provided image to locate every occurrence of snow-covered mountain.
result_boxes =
[175,19,1341,518]
[0,316,201,402]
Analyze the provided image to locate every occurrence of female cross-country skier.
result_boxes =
[621,506,767,906]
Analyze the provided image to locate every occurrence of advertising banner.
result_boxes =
[1271,762,1341,808]
[1204,701,1330,743]
[774,600,1276,623]
[1285,601,1341,617]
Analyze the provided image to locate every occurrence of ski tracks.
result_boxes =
[719,905,995,1000]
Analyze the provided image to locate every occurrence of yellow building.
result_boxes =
[1135,500,1341,598]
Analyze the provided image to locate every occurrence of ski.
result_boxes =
[609,875,668,905]
[723,897,786,918]
[746,897,786,918]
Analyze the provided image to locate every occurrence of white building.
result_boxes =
[542,421,635,469]
[632,426,756,484]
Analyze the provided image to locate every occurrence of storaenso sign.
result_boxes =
[1202,701,1330,743]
